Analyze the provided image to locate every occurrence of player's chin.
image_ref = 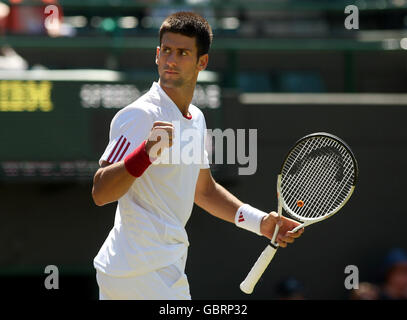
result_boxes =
[160,77,184,88]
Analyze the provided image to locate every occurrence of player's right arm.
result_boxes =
[92,121,174,206]
[92,160,136,206]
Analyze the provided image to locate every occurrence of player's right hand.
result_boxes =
[145,121,174,158]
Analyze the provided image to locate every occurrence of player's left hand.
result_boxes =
[260,212,304,248]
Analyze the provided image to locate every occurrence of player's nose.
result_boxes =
[165,52,177,66]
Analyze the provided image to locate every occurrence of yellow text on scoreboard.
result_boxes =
[0,80,53,112]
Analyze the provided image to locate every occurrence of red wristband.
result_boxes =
[124,140,152,177]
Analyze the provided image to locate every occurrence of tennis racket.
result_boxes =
[240,132,359,294]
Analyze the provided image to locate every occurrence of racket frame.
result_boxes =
[279,132,358,232]
[270,174,283,246]
[239,132,358,294]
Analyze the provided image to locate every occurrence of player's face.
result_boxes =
[156,32,208,89]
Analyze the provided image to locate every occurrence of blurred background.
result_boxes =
[0,0,407,300]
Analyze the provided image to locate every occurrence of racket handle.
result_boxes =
[240,244,278,294]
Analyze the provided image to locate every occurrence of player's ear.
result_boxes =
[197,54,208,71]
[155,46,160,65]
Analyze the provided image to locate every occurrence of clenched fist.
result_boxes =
[145,121,174,159]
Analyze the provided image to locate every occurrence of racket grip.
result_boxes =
[240,244,278,294]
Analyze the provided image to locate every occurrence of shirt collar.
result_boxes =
[151,81,192,120]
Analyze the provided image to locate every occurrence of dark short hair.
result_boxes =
[159,11,213,58]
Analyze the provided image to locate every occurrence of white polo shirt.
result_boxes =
[93,82,210,278]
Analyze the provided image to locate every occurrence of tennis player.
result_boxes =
[92,11,304,300]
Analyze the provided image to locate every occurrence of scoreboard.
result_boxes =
[0,70,222,181]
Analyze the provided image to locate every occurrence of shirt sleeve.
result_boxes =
[201,117,211,170]
[99,107,153,166]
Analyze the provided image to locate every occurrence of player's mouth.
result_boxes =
[164,69,179,74]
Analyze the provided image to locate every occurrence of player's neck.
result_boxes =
[159,80,195,117]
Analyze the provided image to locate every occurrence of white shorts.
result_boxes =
[95,255,191,300]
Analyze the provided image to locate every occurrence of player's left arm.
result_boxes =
[194,168,303,247]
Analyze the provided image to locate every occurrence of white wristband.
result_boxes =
[235,204,268,236]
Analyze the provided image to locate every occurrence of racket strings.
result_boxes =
[323,159,355,215]
[318,144,355,215]
[295,149,339,217]
[282,140,322,209]
[281,138,318,190]
[281,136,355,220]
[281,139,328,217]
[289,141,354,218]
[284,140,325,204]
[306,161,351,218]
[289,140,354,219]
[282,138,331,204]
[284,138,340,218]
[301,141,353,218]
